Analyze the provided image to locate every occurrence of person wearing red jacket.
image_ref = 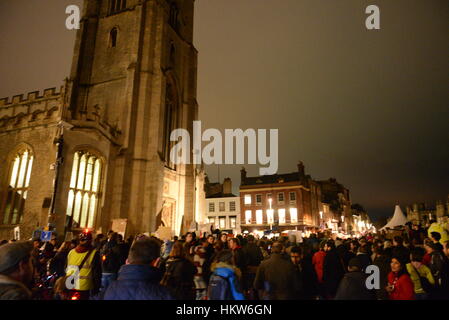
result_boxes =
[386,256,415,300]
[312,243,326,284]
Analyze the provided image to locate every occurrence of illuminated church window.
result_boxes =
[66,151,103,229]
[2,149,34,225]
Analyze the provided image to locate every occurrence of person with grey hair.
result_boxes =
[0,241,34,300]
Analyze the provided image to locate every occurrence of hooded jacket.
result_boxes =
[208,262,244,300]
[101,264,173,300]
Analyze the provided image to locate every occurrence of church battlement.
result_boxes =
[0,86,63,108]
[0,86,64,131]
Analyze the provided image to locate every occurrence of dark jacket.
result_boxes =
[254,253,299,300]
[101,264,173,300]
[335,271,376,300]
[429,250,449,298]
[323,249,345,297]
[300,253,319,299]
[243,243,264,267]
[232,247,247,273]
[0,275,32,300]
[163,257,196,300]
[100,241,122,274]
[373,254,390,300]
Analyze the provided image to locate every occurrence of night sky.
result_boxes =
[0,0,448,222]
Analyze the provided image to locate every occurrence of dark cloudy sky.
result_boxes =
[0,0,448,221]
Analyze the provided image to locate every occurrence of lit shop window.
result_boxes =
[229,216,237,228]
[256,210,263,225]
[66,152,102,229]
[267,209,274,224]
[208,217,215,227]
[229,201,236,212]
[290,208,298,223]
[219,216,226,229]
[208,202,215,212]
[244,194,252,205]
[245,210,252,224]
[278,208,286,224]
[2,149,34,225]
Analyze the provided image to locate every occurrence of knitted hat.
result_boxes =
[0,241,33,273]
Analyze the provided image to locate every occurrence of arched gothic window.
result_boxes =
[66,151,103,230]
[110,28,118,48]
[2,148,34,225]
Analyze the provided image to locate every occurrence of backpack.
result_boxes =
[207,274,234,300]
[411,264,434,294]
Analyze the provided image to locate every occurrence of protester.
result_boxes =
[406,248,435,300]
[99,238,173,300]
[65,231,102,300]
[386,256,415,300]
[207,250,245,300]
[289,246,304,299]
[335,257,376,300]
[372,246,390,300]
[193,238,208,300]
[312,240,326,297]
[392,236,410,263]
[161,241,196,300]
[100,232,122,291]
[0,241,34,300]
[254,242,299,300]
[424,239,449,299]
[322,240,345,299]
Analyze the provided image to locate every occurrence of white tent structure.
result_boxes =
[380,205,409,231]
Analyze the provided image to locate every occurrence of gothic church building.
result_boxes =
[0,0,203,239]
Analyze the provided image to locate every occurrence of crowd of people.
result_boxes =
[0,221,448,301]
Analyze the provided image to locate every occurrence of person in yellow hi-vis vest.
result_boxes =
[65,231,101,300]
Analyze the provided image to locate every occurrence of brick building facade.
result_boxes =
[239,162,323,234]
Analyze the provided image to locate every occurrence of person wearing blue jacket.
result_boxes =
[96,238,173,300]
[207,250,245,300]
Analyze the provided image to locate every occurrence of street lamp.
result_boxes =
[268,198,273,234]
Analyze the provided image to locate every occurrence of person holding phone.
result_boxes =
[386,256,415,300]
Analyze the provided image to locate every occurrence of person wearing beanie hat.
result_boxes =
[0,241,34,300]
[334,257,376,300]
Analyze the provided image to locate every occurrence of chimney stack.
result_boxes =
[240,167,247,183]
[297,161,305,176]
[223,178,232,195]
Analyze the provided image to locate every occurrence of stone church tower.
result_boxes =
[0,0,202,239]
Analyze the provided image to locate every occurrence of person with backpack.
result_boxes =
[207,250,244,300]
[406,247,435,300]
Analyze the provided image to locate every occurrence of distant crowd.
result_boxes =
[0,221,448,300]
